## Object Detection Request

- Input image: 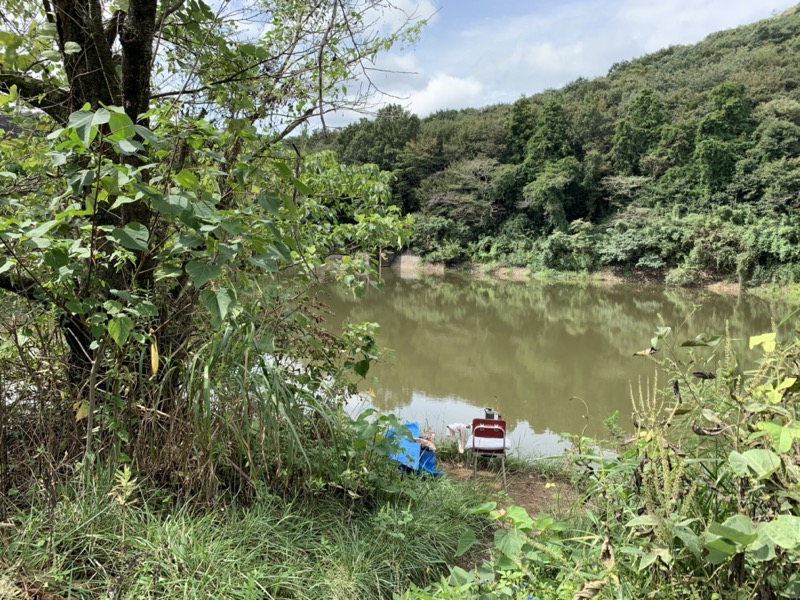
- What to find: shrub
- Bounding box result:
[665,264,700,286]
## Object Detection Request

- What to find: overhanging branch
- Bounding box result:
[0,271,37,301]
[0,73,68,123]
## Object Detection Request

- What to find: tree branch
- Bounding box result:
[105,11,123,48]
[0,271,38,301]
[0,73,68,122]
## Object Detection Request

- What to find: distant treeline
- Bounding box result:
[302,7,800,286]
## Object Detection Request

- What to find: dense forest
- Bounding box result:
[309,6,800,286]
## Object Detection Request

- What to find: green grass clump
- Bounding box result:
[0,473,488,600]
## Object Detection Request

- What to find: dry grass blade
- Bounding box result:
[600,535,615,570]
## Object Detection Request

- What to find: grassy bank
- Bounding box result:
[1,471,490,599]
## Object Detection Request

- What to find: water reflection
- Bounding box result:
[325,270,788,455]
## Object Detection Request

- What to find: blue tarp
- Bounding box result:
[387,422,443,477]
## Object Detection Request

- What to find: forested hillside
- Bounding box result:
[318,7,800,286]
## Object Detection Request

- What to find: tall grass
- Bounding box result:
[1,470,489,599]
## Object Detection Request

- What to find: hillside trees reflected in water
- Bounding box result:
[323,272,785,444]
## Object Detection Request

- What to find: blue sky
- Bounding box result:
[364,0,783,118]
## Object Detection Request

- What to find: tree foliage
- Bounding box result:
[0,0,419,498]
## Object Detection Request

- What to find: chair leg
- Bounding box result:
[501,455,506,488]
[472,453,477,479]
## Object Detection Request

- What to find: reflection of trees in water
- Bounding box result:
[325,273,784,437]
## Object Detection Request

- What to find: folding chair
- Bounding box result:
[465,418,510,487]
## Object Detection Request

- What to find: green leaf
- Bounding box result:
[494,528,526,561]
[175,170,200,190]
[673,524,702,558]
[292,177,311,195]
[639,547,672,570]
[708,515,757,546]
[447,566,472,587]
[756,421,800,454]
[103,300,123,315]
[282,193,298,219]
[27,220,60,239]
[133,124,160,144]
[47,151,68,167]
[248,253,278,271]
[353,359,370,378]
[0,257,15,275]
[63,41,81,54]
[117,138,139,154]
[749,332,776,353]
[110,289,136,303]
[750,536,776,562]
[680,333,722,347]
[200,288,234,328]
[155,265,183,281]
[91,108,110,126]
[467,502,497,515]
[626,514,662,527]
[185,261,221,288]
[151,193,189,218]
[65,299,86,314]
[274,161,293,180]
[108,111,135,141]
[257,191,282,216]
[757,516,800,550]
[107,315,134,347]
[110,222,149,252]
[109,196,137,210]
[504,506,535,531]
[654,326,671,339]
[729,449,781,479]
[454,530,477,558]
[68,169,95,194]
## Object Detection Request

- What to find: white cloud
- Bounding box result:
[613,0,777,52]
[405,73,484,116]
[339,0,781,123]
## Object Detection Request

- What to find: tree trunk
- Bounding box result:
[53,0,121,114]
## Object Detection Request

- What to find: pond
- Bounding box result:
[323,269,790,456]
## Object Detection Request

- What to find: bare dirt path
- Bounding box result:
[441,461,574,518]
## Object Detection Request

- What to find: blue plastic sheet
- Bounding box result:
[387,422,443,477]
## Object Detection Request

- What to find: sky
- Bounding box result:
[360,0,784,119]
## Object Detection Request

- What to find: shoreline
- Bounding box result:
[389,254,800,302]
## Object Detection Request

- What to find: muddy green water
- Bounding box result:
[324,270,790,456]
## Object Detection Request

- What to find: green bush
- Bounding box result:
[665,264,700,286]
[541,221,596,271]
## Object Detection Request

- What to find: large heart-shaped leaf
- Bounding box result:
[110,223,149,252]
[494,527,526,561]
[68,109,96,147]
[108,315,133,347]
[757,515,800,550]
[454,530,477,558]
[729,449,781,479]
[186,261,221,288]
[200,288,234,328]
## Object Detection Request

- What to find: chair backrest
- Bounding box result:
[471,418,506,439]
